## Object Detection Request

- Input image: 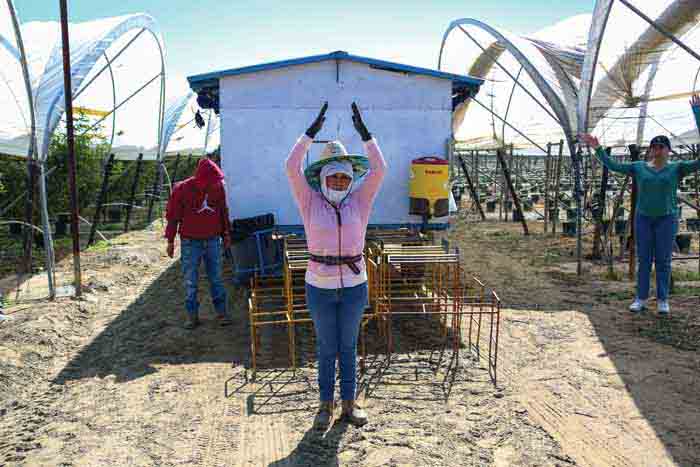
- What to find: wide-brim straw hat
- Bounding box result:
[304,140,369,192]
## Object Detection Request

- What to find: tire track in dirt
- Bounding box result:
[237,397,293,466]
[189,396,241,467]
[444,219,694,467]
[497,310,676,467]
[525,390,635,467]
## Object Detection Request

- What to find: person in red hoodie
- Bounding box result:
[165,158,233,329]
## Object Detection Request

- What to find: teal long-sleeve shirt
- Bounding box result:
[593,146,700,218]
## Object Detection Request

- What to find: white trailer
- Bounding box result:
[188,51,482,229]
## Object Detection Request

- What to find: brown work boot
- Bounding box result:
[184,314,200,330]
[313,401,335,431]
[216,314,233,326]
[341,400,368,427]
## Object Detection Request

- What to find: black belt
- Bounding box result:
[309,254,363,275]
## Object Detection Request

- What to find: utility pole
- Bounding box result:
[59,0,82,297]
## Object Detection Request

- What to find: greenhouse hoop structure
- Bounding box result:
[1,1,169,298]
[439,0,700,275]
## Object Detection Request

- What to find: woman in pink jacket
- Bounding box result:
[285,102,386,429]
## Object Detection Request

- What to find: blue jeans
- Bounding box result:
[306,282,369,402]
[180,237,228,317]
[635,214,677,301]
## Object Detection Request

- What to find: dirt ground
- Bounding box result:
[1,213,699,467]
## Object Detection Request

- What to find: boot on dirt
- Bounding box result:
[657,300,670,316]
[341,400,368,427]
[184,314,200,330]
[313,401,335,431]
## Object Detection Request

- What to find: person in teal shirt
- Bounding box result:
[581,100,700,316]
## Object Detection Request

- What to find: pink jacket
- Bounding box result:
[285,134,387,289]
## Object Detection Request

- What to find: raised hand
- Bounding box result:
[351,102,372,142]
[579,133,600,149]
[305,101,328,139]
[691,94,700,108]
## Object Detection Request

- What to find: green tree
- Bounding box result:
[45,111,111,215]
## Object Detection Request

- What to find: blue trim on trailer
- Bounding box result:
[187,50,483,92]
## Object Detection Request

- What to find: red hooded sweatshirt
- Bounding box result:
[165,158,231,244]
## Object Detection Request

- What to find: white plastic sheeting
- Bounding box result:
[161,92,219,156]
[580,0,700,148]
[111,86,220,160]
[442,2,700,154]
[0,10,167,161]
[0,0,32,157]
[439,16,591,155]
[21,13,165,161]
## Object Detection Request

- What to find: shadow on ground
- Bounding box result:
[53,259,472,394]
[449,217,700,466]
[268,421,349,467]
[53,260,248,385]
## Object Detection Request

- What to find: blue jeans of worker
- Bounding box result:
[181,237,228,317]
[635,214,677,301]
[306,282,369,402]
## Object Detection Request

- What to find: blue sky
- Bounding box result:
[18,0,594,80]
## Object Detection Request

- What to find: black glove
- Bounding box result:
[352,102,372,142]
[305,102,328,139]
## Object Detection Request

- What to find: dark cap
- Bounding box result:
[649,135,671,150]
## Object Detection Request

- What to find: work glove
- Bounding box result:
[352,102,372,142]
[305,101,328,139]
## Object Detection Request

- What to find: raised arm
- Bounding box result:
[682,95,700,177]
[678,158,700,177]
[286,102,327,218]
[593,147,636,175]
[350,102,386,206]
[580,133,635,175]
[691,94,700,135]
[354,137,387,206]
[285,134,314,216]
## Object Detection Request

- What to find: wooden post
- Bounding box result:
[88,154,115,246]
[458,155,486,221]
[628,145,640,279]
[475,150,480,202]
[693,144,699,276]
[60,0,82,296]
[592,164,609,259]
[552,141,564,235]
[606,158,632,277]
[187,153,194,174]
[146,160,163,224]
[544,143,552,233]
[171,152,182,184]
[22,160,38,274]
[492,151,499,210]
[124,153,144,232]
[494,154,503,221]
[504,145,513,222]
[497,148,529,235]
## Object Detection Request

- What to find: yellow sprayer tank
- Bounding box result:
[409,156,449,218]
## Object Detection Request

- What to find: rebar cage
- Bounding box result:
[247,228,501,385]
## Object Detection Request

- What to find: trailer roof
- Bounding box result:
[187,50,483,111]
